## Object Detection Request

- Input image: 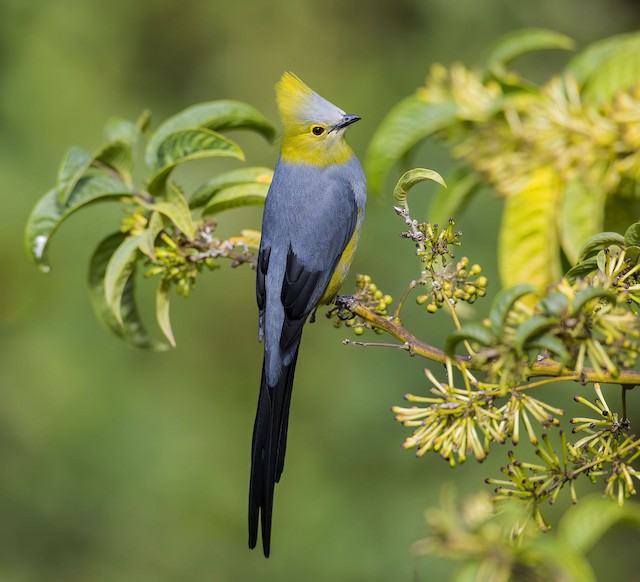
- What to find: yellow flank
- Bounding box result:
[320,215,362,304]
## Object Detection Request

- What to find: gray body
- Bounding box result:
[249,155,366,556]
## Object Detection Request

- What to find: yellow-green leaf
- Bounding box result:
[202,182,269,216]
[145,100,275,169]
[88,232,166,350]
[190,166,273,208]
[104,234,142,325]
[147,128,244,194]
[482,28,575,79]
[156,279,176,348]
[25,174,131,271]
[393,168,446,208]
[148,182,196,240]
[365,97,458,192]
[499,168,562,292]
[559,177,606,264]
[57,146,93,205]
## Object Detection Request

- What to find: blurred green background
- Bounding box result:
[3,1,640,580]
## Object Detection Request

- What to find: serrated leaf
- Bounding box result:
[624,221,640,247]
[566,257,598,282]
[539,291,569,317]
[577,231,625,262]
[148,182,195,240]
[559,177,606,264]
[557,495,640,553]
[88,232,166,350]
[25,173,131,271]
[104,234,142,325]
[147,128,244,194]
[94,117,139,175]
[444,323,495,357]
[57,146,94,205]
[137,211,164,259]
[513,316,558,354]
[565,31,640,86]
[526,334,571,364]
[365,97,458,192]
[489,283,537,332]
[573,287,616,313]
[499,168,562,292]
[156,279,176,348]
[145,100,275,169]
[393,168,447,207]
[202,182,269,216]
[578,33,640,105]
[190,166,273,208]
[428,167,482,225]
[482,28,575,79]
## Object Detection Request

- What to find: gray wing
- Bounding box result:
[257,163,359,347]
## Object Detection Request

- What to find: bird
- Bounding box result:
[249,72,366,557]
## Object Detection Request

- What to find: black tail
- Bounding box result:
[248,344,300,557]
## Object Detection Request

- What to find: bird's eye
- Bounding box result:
[311,126,325,136]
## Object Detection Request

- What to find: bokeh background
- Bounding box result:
[3,1,640,580]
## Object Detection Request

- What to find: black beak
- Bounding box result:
[330,114,361,132]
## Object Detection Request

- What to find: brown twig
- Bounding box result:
[336,296,640,386]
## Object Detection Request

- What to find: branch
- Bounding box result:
[336,296,640,386]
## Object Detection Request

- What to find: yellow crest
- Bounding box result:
[275,72,344,130]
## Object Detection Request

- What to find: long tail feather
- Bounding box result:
[248,343,301,557]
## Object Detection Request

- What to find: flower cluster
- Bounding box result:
[328,274,393,335]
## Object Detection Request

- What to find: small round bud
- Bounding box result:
[458,269,468,278]
[373,290,383,300]
[369,283,378,293]
[354,326,365,336]
[427,303,438,313]
[383,295,393,305]
[465,285,476,296]
[469,264,482,276]
[476,276,488,288]
[416,295,429,305]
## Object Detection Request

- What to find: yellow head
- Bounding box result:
[275,72,360,166]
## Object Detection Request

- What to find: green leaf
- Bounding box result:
[566,257,598,282]
[202,182,269,216]
[526,334,571,364]
[156,279,176,348]
[499,168,562,292]
[539,291,569,317]
[94,117,139,175]
[393,168,447,207]
[57,146,93,205]
[576,231,625,262]
[604,191,640,236]
[25,173,131,271]
[147,128,244,194]
[557,495,640,553]
[482,28,575,79]
[624,221,640,247]
[428,167,482,226]
[512,316,558,354]
[148,182,196,240]
[445,323,495,357]
[489,283,537,332]
[137,211,164,259]
[573,287,616,313]
[145,100,275,169]
[88,232,166,350]
[559,177,606,264]
[365,97,458,192]
[565,31,640,86]
[579,34,640,105]
[104,234,142,325]
[190,166,273,208]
